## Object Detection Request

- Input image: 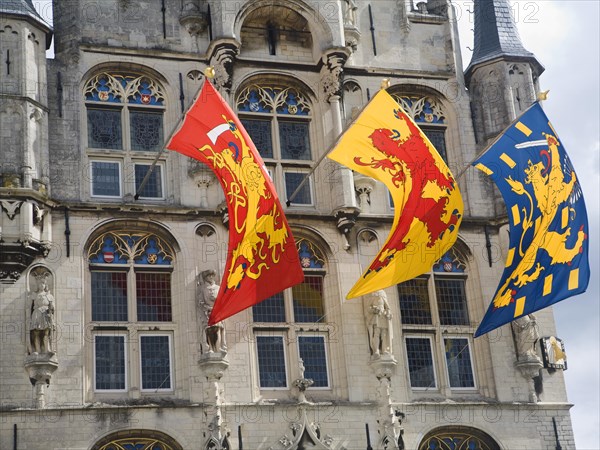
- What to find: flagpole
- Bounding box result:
[134,68,216,200]
[454,92,549,183]
[286,79,392,206]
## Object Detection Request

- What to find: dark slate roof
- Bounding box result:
[0,0,53,48]
[465,0,543,82]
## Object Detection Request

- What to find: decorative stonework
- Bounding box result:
[208,40,241,94]
[179,1,208,39]
[198,269,227,355]
[320,51,349,100]
[237,85,311,116]
[84,72,165,105]
[354,175,376,212]
[272,406,334,450]
[334,207,360,250]
[24,266,58,409]
[189,161,215,208]
[370,357,403,450]
[512,314,543,403]
[390,94,446,124]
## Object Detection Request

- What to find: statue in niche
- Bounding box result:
[28,271,55,356]
[344,0,358,27]
[512,314,541,362]
[198,269,227,354]
[366,290,393,357]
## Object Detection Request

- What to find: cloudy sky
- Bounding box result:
[32,0,599,448]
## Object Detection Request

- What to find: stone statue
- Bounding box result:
[28,272,55,355]
[344,0,358,27]
[366,290,393,357]
[199,269,226,354]
[512,314,541,362]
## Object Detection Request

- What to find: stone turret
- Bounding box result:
[0,0,53,282]
[466,0,544,145]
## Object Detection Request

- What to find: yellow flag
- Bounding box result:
[328,90,463,298]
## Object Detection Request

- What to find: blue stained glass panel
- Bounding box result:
[130,110,163,151]
[91,161,121,197]
[91,271,128,321]
[95,336,126,390]
[140,335,171,390]
[252,293,286,322]
[298,336,328,387]
[240,118,273,158]
[135,165,163,199]
[279,121,311,160]
[406,337,436,388]
[87,108,123,149]
[444,338,475,388]
[285,172,312,205]
[292,275,324,323]
[256,336,287,388]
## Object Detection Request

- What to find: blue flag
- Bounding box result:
[473,103,589,337]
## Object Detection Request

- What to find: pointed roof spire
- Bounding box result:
[465,0,543,82]
[0,0,52,47]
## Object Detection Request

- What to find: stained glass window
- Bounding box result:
[279,121,310,160]
[252,238,330,392]
[236,83,313,207]
[90,161,121,197]
[399,248,475,392]
[406,337,436,388]
[435,278,469,326]
[423,128,447,162]
[292,275,324,323]
[298,336,328,387]
[240,118,273,158]
[88,229,175,396]
[252,292,286,322]
[398,278,432,325]
[444,338,475,388]
[85,72,166,200]
[256,336,287,388]
[130,110,164,151]
[284,171,312,205]
[87,109,123,150]
[140,335,172,390]
[136,272,172,322]
[135,164,163,199]
[95,335,126,390]
[91,271,128,321]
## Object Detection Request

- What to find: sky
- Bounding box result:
[31,0,599,448]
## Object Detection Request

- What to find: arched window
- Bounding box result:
[391,93,448,162]
[87,229,175,394]
[418,426,500,450]
[84,72,166,200]
[92,429,183,450]
[252,238,329,389]
[397,246,476,391]
[236,83,315,206]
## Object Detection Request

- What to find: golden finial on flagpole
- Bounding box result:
[537,90,550,101]
[204,66,216,79]
[380,78,391,90]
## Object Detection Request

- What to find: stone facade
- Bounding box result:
[0,1,575,449]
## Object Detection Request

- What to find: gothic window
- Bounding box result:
[398,247,476,391]
[91,429,183,450]
[252,239,330,389]
[237,84,315,206]
[87,231,175,394]
[418,426,501,450]
[391,94,448,162]
[84,72,166,200]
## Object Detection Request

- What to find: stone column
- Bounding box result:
[321,49,361,248]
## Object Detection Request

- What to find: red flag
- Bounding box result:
[167,80,304,324]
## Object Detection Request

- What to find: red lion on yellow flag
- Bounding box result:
[166,80,304,324]
[356,110,460,274]
[328,90,463,298]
